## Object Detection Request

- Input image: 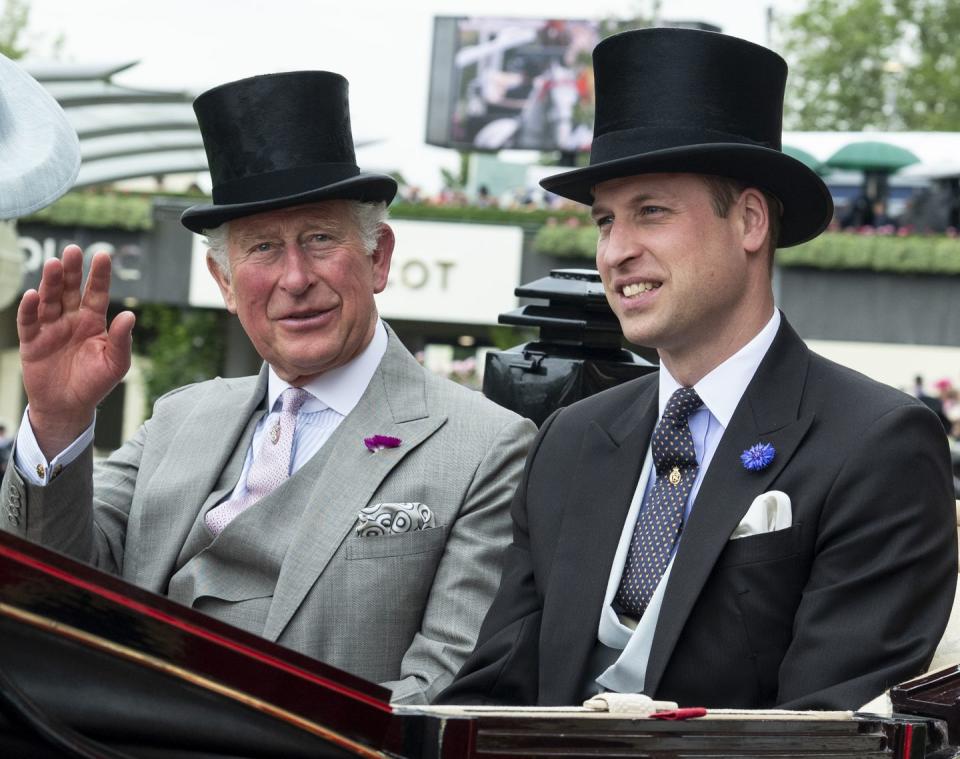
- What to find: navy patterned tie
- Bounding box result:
[614,386,703,619]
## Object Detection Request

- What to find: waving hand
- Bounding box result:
[18,245,135,458]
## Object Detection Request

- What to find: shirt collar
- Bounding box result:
[267,319,388,416]
[658,309,781,428]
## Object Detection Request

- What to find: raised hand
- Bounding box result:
[17,245,135,459]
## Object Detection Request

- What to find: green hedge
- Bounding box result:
[778,233,960,275]
[25,192,155,230]
[22,191,589,231]
[532,224,960,276]
[533,223,598,258]
[390,202,585,227]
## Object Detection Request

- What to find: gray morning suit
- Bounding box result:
[1,329,535,704]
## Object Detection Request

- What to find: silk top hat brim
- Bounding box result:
[539,28,833,248]
[181,172,397,234]
[0,53,80,219]
[181,70,397,234]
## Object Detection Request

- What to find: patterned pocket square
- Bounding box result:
[356,502,435,536]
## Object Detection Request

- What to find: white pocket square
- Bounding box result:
[730,490,792,539]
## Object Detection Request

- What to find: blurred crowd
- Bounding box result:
[832,181,960,236]
[907,376,960,497]
[912,375,960,440]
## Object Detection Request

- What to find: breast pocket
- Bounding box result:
[337,525,450,644]
[715,522,802,569]
[718,523,807,701]
[345,525,448,560]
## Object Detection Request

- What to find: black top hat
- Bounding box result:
[539,28,833,247]
[181,71,397,233]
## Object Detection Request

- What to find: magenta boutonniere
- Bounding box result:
[364,434,402,453]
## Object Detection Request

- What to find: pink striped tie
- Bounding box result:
[205,387,311,535]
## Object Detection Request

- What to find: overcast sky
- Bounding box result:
[23,0,804,192]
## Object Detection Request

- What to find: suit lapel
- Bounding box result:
[643,318,815,694]
[130,368,268,592]
[541,378,659,702]
[263,332,445,641]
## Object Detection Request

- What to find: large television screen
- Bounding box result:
[426,16,600,153]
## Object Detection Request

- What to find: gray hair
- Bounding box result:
[205,200,390,278]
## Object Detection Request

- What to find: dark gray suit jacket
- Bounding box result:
[441,317,956,709]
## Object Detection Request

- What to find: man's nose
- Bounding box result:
[278,244,314,293]
[601,222,642,269]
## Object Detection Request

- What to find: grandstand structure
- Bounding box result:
[24,60,383,191]
[25,60,207,189]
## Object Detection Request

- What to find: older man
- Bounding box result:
[2,71,535,704]
[441,28,956,710]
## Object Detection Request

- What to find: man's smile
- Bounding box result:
[275,306,337,328]
[621,281,662,298]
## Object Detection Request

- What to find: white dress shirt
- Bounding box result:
[15,320,388,491]
[594,309,781,694]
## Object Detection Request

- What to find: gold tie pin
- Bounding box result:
[668,467,681,486]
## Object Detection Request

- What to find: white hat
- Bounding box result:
[0,52,80,219]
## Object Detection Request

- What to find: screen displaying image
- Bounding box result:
[427,16,600,153]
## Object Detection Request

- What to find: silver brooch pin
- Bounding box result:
[269,423,281,445]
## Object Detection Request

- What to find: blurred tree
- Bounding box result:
[900,0,960,130]
[135,305,226,411]
[779,0,904,130]
[440,151,471,192]
[0,0,30,59]
[600,0,656,37]
[780,0,960,131]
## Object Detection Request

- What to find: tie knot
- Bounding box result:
[662,387,703,424]
[280,387,311,415]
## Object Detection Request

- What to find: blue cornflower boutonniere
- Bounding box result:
[740,442,775,472]
[364,434,402,453]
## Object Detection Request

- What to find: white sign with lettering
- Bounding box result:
[378,220,522,324]
[188,219,523,325]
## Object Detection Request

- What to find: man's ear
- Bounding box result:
[206,253,237,313]
[740,188,770,255]
[370,223,395,294]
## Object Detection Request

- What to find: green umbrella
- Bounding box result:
[782,144,827,175]
[825,140,920,173]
